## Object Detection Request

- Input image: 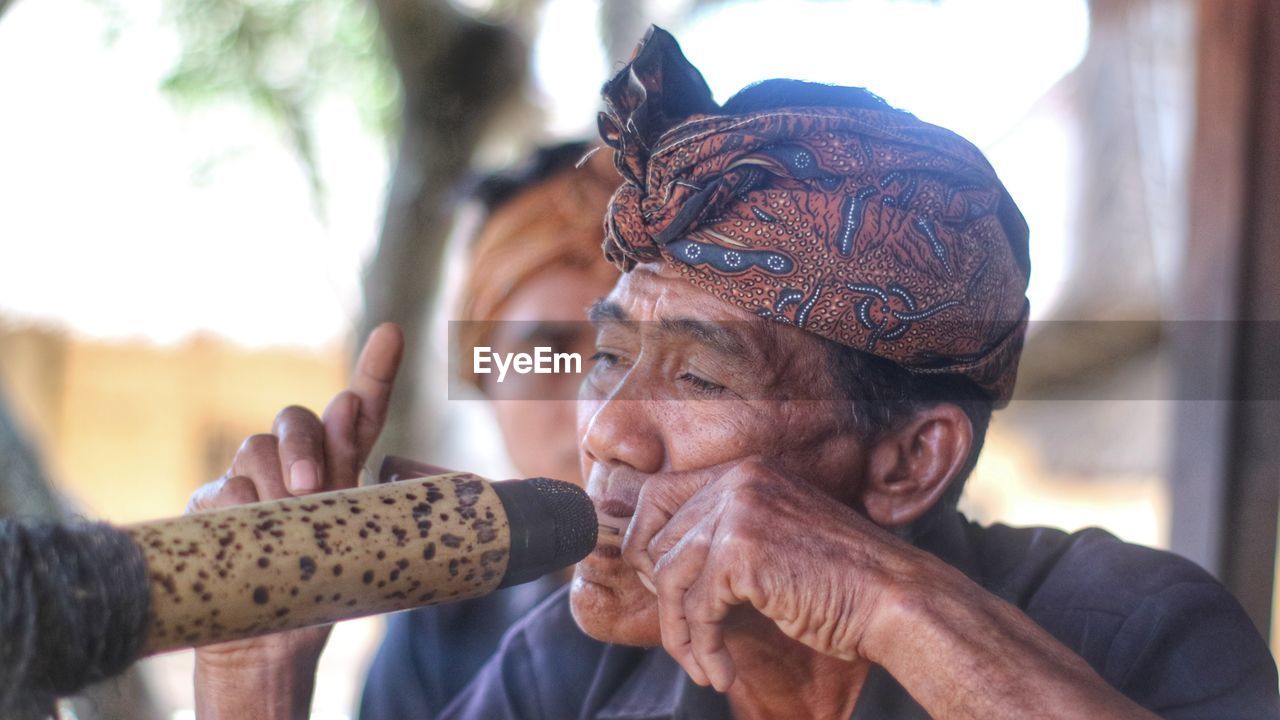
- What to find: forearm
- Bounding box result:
[195,649,320,720]
[864,564,1157,720]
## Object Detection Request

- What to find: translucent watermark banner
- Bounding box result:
[445,320,1280,402]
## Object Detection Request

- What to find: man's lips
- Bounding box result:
[593,494,631,559]
[578,550,622,586]
[585,468,644,573]
[593,543,622,559]
[578,546,632,587]
[596,498,636,517]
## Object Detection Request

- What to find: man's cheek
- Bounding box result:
[659,401,759,468]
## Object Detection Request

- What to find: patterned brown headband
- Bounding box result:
[598,27,1031,406]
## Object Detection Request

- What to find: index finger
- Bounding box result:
[350,322,405,462]
[621,459,740,580]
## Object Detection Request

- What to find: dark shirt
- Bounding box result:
[435,513,1279,719]
[359,575,562,719]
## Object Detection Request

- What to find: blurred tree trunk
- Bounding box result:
[1171,0,1280,634]
[1017,0,1194,392]
[0,389,59,517]
[1061,0,1173,321]
[360,0,528,460]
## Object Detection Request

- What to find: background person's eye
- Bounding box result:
[677,372,726,396]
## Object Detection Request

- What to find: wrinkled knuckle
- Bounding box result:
[720,466,750,491]
[221,476,260,505]
[325,390,357,415]
[652,565,676,594]
[740,473,778,501]
[736,458,782,487]
[645,533,666,559]
[738,572,764,605]
[274,404,319,430]
[659,631,685,660]
[240,433,279,457]
[654,568,688,602]
[185,483,217,514]
[723,479,765,511]
[717,513,759,552]
[712,527,739,558]
[685,599,718,625]
[193,476,258,511]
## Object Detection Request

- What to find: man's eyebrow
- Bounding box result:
[659,318,751,359]
[587,300,760,360]
[587,300,628,325]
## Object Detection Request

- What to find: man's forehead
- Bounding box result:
[591,264,787,360]
[600,264,756,321]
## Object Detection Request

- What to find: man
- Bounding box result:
[193,28,1278,719]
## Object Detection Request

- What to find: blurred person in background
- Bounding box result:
[358,140,619,718]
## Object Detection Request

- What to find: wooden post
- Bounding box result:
[1170,0,1280,638]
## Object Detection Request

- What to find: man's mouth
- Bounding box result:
[577,549,631,588]
[592,544,622,559]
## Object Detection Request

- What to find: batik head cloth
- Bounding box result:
[598,27,1031,406]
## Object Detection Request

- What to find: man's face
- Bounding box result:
[571,263,867,646]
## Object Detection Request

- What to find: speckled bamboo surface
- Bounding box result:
[125,472,509,655]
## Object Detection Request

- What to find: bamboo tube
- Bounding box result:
[126,472,534,655]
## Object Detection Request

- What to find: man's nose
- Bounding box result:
[580,376,664,474]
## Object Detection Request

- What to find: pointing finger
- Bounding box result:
[350,323,404,462]
[321,391,361,490]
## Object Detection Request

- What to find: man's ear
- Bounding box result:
[860,404,973,528]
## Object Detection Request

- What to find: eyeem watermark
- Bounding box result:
[451,319,1280,401]
[472,346,582,383]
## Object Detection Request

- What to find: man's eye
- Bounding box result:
[678,372,726,396]
[590,351,621,367]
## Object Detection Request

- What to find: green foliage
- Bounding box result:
[160,0,398,215]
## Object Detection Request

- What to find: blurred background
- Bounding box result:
[1,0,1277,717]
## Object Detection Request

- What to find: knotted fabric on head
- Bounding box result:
[598,27,1032,406]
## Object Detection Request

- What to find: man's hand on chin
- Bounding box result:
[620,457,910,690]
[623,458,1159,720]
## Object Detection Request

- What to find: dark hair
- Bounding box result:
[721,78,905,117]
[469,141,597,215]
[825,340,992,509]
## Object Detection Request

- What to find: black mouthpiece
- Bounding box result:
[491,478,597,588]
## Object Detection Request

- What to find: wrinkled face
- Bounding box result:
[485,266,617,486]
[571,263,866,646]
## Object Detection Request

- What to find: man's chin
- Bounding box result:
[569,572,662,647]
